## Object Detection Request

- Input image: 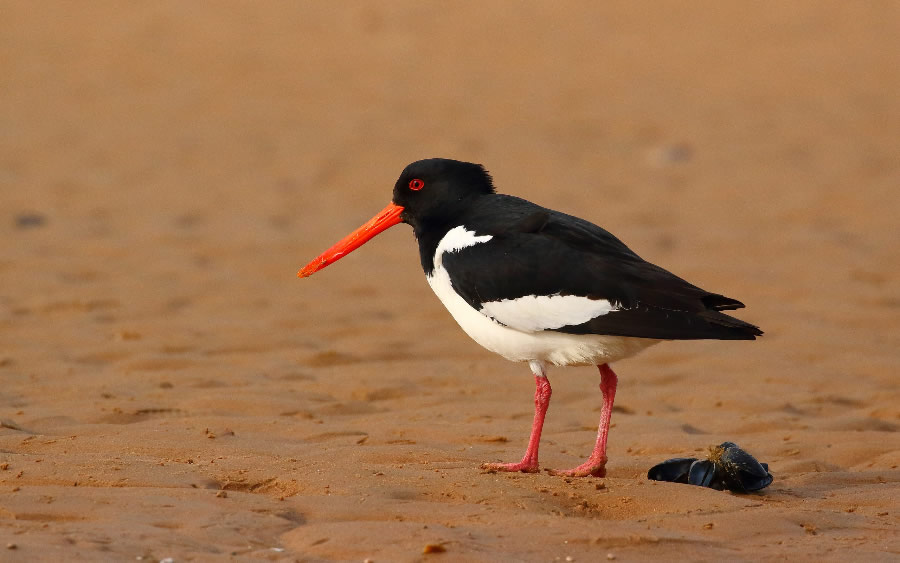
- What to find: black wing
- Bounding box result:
[442,196,762,340]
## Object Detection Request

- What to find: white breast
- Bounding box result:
[425,226,659,366]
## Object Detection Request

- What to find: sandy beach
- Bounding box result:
[2,2,898,560]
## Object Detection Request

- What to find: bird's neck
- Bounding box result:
[410,193,495,276]
[413,219,455,277]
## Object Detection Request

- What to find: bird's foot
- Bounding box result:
[548,456,607,478]
[481,460,540,474]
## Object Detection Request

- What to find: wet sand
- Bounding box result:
[1,2,898,560]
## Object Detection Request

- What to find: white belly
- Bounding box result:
[426,266,659,366]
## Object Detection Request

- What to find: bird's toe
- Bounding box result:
[548,457,608,478]
[481,461,540,474]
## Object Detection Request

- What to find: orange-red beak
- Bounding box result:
[297,202,404,278]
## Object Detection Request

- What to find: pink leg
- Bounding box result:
[482,368,552,474]
[549,363,618,478]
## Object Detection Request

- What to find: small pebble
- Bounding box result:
[646,143,693,167]
[423,544,446,554]
[114,331,142,341]
[15,213,46,229]
[6,543,17,550]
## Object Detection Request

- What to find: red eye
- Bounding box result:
[409,178,425,191]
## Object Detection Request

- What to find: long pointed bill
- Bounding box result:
[297,202,404,278]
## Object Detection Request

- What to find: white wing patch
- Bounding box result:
[480,294,620,332]
[433,226,493,269]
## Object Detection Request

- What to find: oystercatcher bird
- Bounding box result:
[298,158,761,477]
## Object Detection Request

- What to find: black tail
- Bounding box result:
[699,309,763,340]
[701,293,747,311]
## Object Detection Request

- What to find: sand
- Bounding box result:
[1,2,898,561]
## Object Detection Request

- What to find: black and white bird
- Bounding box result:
[298,158,761,477]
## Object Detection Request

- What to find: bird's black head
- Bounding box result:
[297,158,495,279]
[392,158,495,230]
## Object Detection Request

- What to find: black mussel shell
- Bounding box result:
[733,470,774,492]
[647,443,774,493]
[717,443,774,493]
[647,457,696,483]
[688,459,721,489]
[720,444,769,478]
